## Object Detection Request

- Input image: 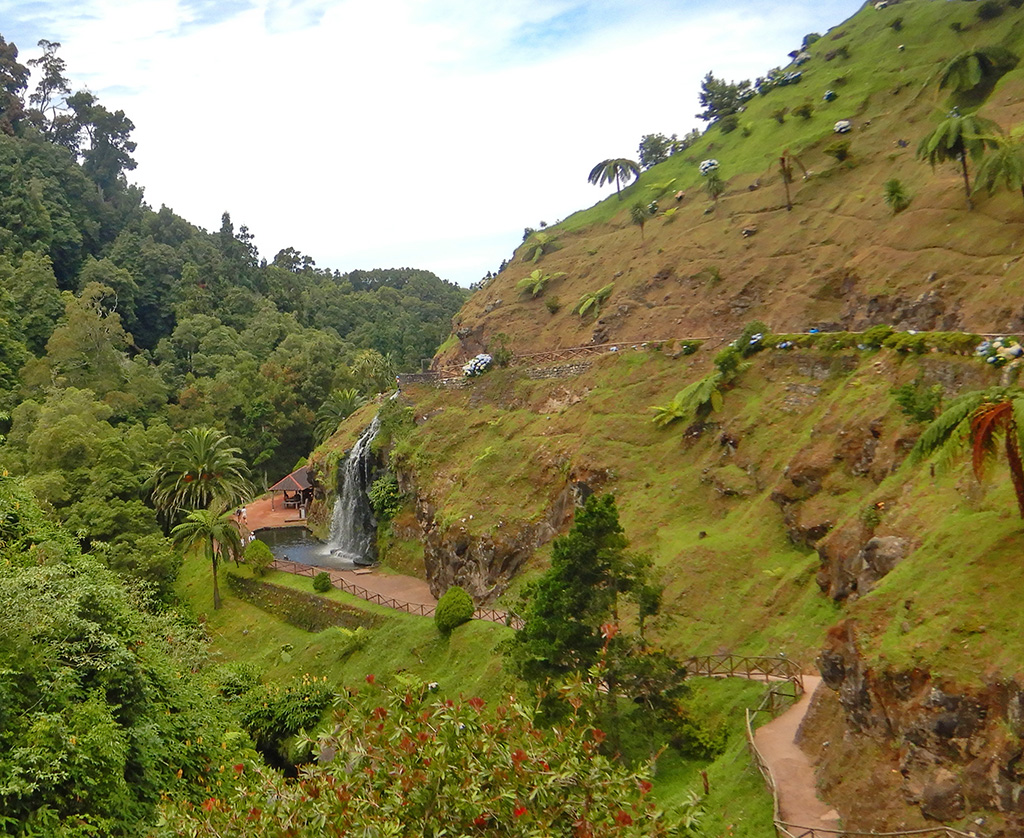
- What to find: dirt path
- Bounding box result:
[753,675,841,832]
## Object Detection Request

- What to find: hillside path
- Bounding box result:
[240,495,437,607]
[753,675,841,832]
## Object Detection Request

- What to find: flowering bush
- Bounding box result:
[155,677,701,837]
[976,337,1024,368]
[698,158,719,176]
[463,353,493,377]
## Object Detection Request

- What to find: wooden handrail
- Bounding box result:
[700,656,983,838]
[269,559,520,627]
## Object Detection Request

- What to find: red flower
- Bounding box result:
[247,807,262,821]
[600,623,619,640]
[473,814,490,826]
[202,797,217,811]
[373,706,388,720]
[366,674,376,684]
[514,805,528,818]
[638,779,652,795]
[467,696,485,711]
[233,763,244,774]
[614,810,633,826]
[511,748,528,767]
[591,728,606,744]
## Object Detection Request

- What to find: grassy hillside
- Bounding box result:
[441,0,1024,367]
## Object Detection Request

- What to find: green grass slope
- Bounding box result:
[441,0,1024,367]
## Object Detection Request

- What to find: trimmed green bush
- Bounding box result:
[244,538,275,577]
[313,571,332,593]
[435,585,474,635]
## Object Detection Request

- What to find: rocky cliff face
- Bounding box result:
[810,621,1024,835]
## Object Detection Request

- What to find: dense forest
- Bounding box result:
[0,33,473,833]
[0,33,466,534]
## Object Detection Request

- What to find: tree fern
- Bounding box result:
[573,283,615,318]
[650,372,725,427]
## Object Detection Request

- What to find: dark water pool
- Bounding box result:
[254,527,362,570]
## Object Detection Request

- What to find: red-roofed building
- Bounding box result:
[268,465,313,512]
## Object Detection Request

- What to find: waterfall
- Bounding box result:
[326,413,381,566]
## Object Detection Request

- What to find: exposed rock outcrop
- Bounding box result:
[813,621,1024,834]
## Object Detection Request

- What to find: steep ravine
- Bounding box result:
[316,344,1022,831]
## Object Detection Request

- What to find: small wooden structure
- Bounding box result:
[268,465,313,512]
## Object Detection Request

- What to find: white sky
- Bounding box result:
[1,0,865,286]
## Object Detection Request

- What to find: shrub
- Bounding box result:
[771,107,788,124]
[824,139,852,161]
[244,538,275,577]
[545,295,561,314]
[737,320,769,357]
[883,178,911,213]
[861,324,895,348]
[718,113,740,134]
[713,344,744,377]
[368,473,403,520]
[889,16,903,31]
[792,102,814,120]
[435,585,474,635]
[313,571,332,593]
[488,332,514,367]
[891,381,943,423]
[883,331,929,354]
[977,1,1005,20]
[238,674,334,765]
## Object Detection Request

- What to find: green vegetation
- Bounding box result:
[172,506,244,610]
[158,676,703,837]
[312,570,332,593]
[909,387,1024,518]
[243,538,275,576]
[883,177,911,213]
[435,584,475,635]
[917,109,1002,209]
[573,283,615,318]
[516,268,566,298]
[587,158,641,200]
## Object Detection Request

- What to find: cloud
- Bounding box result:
[1,0,865,284]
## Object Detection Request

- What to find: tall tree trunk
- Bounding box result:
[1004,425,1024,519]
[209,538,222,610]
[960,152,975,210]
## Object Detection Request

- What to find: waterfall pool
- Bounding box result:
[254,526,368,570]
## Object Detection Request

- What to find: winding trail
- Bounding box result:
[753,675,842,833]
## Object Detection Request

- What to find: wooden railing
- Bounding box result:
[269,559,522,628]
[695,656,983,838]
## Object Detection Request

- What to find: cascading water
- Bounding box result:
[325,413,381,566]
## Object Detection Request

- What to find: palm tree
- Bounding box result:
[149,427,253,523]
[587,159,641,200]
[573,283,615,319]
[938,47,1018,95]
[172,507,244,610]
[649,372,725,427]
[908,387,1024,518]
[973,133,1024,207]
[917,109,1002,209]
[516,269,566,298]
[350,349,396,395]
[315,388,367,444]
